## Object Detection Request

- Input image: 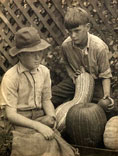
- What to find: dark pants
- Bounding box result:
[51,77,104,108]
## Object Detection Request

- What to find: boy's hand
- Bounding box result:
[34,122,55,140]
[98,97,114,112]
[106,97,114,111]
[72,67,86,84]
[103,94,110,100]
[36,115,56,128]
[71,69,82,84]
[103,95,114,111]
[74,69,82,78]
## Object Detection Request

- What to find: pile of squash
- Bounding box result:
[55,72,118,149]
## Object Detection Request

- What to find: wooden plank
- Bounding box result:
[0,46,15,65]
[0,29,13,47]
[0,53,8,72]
[75,145,118,156]
[0,11,16,34]
[13,1,49,41]
[25,0,62,45]
[52,0,64,17]
[1,1,23,28]
[39,0,66,36]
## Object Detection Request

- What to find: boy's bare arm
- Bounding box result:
[43,100,56,118]
[43,100,57,129]
[102,78,111,98]
[102,78,114,111]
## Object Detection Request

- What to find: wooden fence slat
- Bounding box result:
[25,0,62,45]
[39,0,66,36]
[0,47,10,72]
[0,11,15,34]
[1,1,23,28]
[52,0,64,17]
[0,46,15,65]
[0,29,13,47]
[13,0,50,41]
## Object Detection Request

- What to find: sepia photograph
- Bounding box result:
[0,0,118,155]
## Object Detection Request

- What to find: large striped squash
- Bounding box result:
[104,116,118,149]
[66,103,107,147]
[55,72,94,132]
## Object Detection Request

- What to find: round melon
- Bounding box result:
[66,103,107,147]
[104,116,118,149]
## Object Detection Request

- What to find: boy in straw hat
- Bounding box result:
[1,27,77,156]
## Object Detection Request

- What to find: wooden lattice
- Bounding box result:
[0,0,67,80]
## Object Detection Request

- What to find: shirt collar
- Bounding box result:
[84,33,90,55]
[17,61,39,74]
[87,32,90,49]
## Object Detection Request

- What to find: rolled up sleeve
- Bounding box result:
[98,47,112,79]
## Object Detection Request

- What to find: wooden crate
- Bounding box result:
[76,145,118,156]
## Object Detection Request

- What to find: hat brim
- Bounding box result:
[9,39,51,57]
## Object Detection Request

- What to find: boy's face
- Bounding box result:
[68,24,90,46]
[18,51,43,70]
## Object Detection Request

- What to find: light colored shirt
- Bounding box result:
[62,33,112,79]
[1,62,52,111]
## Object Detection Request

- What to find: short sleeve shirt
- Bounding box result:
[62,33,112,79]
[1,62,52,111]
